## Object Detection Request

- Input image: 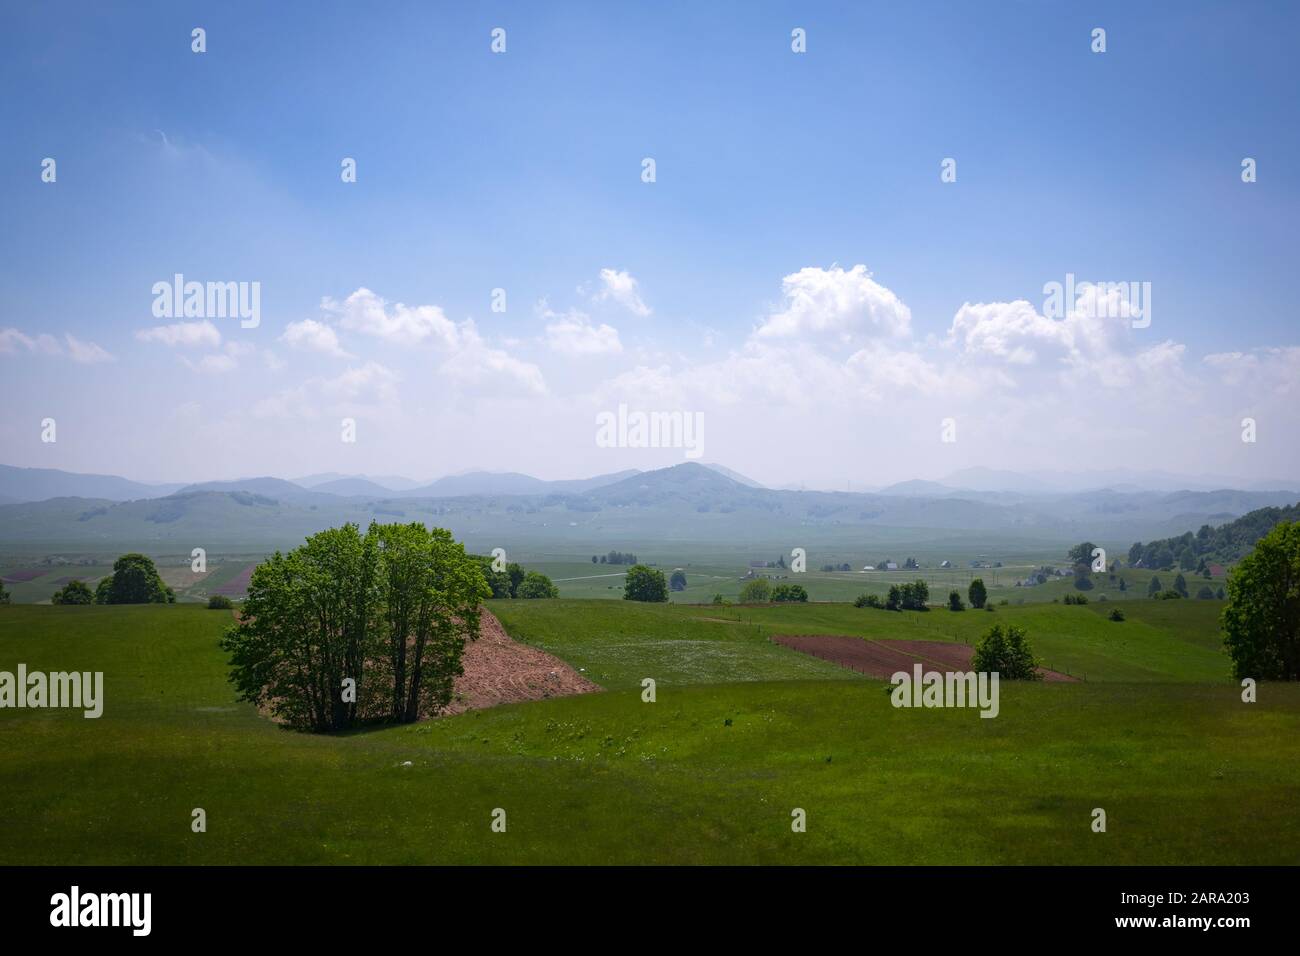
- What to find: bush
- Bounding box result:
[1109,608,1125,622]
[1157,589,1183,600]
[771,583,808,603]
[1196,586,1214,600]
[51,580,94,605]
[623,565,669,603]
[207,594,234,610]
[1063,593,1089,605]
[968,578,987,609]
[947,589,965,611]
[669,570,687,592]
[712,593,724,605]
[518,571,559,598]
[854,592,884,609]
[738,578,771,603]
[971,623,1041,680]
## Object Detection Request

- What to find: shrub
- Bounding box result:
[771,583,808,603]
[971,623,1041,680]
[669,570,687,592]
[51,580,94,605]
[207,594,234,610]
[1063,593,1089,605]
[968,578,987,609]
[854,592,884,609]
[712,593,724,605]
[947,590,965,611]
[1109,608,1125,622]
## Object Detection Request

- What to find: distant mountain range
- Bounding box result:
[1,461,1296,555]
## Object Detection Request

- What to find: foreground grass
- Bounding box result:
[0,603,1289,865]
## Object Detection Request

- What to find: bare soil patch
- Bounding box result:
[772,634,1079,682]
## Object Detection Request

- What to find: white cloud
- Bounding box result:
[63,334,114,364]
[593,268,651,317]
[543,307,623,356]
[0,328,61,356]
[756,264,912,342]
[281,319,352,358]
[135,320,222,349]
[323,288,460,347]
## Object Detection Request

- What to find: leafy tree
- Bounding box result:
[947,589,965,611]
[971,623,1041,680]
[518,571,559,598]
[1196,586,1214,599]
[506,562,526,598]
[1067,542,1097,566]
[968,578,987,609]
[51,580,94,605]
[885,584,902,610]
[855,592,884,609]
[738,577,771,604]
[1173,573,1188,597]
[1073,574,1094,591]
[669,570,687,592]
[711,593,724,605]
[1179,546,1197,571]
[591,555,598,564]
[1222,521,1300,680]
[221,524,379,732]
[0,578,8,604]
[1147,575,1163,597]
[1119,577,1127,592]
[1109,608,1125,622]
[624,565,669,603]
[95,553,174,605]
[207,594,234,610]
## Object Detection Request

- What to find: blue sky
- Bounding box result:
[2,1,1297,486]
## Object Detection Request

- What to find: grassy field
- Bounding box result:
[1,598,1294,865]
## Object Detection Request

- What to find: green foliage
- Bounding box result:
[1067,542,1097,566]
[771,583,808,603]
[1109,608,1126,622]
[1174,573,1189,597]
[1148,575,1163,597]
[517,571,559,599]
[1063,593,1089,605]
[623,564,668,603]
[1157,590,1183,600]
[968,578,987,609]
[207,594,234,610]
[971,623,1041,680]
[51,579,94,605]
[854,592,884,609]
[738,577,771,604]
[711,593,724,605]
[947,589,964,611]
[1222,521,1300,680]
[0,578,9,605]
[94,553,174,605]
[669,569,687,592]
[1130,503,1300,570]
[220,522,488,732]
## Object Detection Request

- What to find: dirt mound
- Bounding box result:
[442,610,602,715]
[773,635,1079,682]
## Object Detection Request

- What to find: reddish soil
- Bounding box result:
[441,610,602,715]
[211,563,257,596]
[1,568,50,583]
[773,634,1079,682]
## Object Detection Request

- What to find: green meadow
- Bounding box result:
[2,595,1296,865]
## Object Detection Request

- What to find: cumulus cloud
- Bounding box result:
[756,265,912,342]
[281,319,352,358]
[135,320,222,349]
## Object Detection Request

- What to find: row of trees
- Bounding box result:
[222,522,490,732]
[47,553,176,606]
[1130,503,1300,571]
[592,551,639,565]
[477,557,558,599]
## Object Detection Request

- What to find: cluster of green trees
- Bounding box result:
[48,553,175,606]
[886,580,930,611]
[1129,503,1300,571]
[592,551,638,565]
[1222,520,1300,680]
[820,562,853,572]
[770,583,808,602]
[972,623,1041,680]
[221,522,490,732]
[476,557,558,599]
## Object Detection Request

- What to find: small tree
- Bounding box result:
[1109,608,1125,622]
[855,592,884,609]
[1221,521,1300,681]
[624,565,669,603]
[772,583,808,602]
[968,578,987,609]
[1173,573,1188,598]
[518,571,559,598]
[207,594,234,610]
[885,584,902,611]
[669,570,687,592]
[1147,575,1163,597]
[51,580,94,605]
[738,578,771,604]
[0,578,8,605]
[947,589,965,611]
[971,623,1041,680]
[94,553,174,604]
